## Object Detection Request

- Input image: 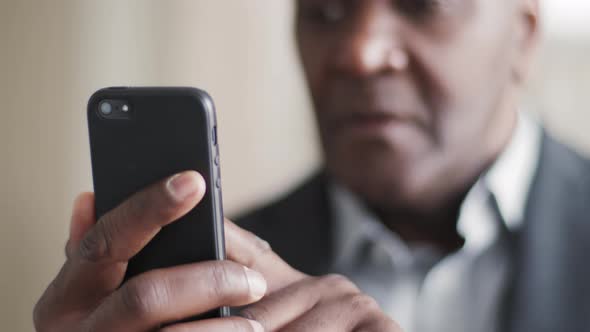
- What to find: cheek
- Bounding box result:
[298,39,329,98]
[409,25,515,142]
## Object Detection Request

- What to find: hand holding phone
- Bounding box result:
[33,87,399,332]
[34,173,268,331]
[34,180,399,332]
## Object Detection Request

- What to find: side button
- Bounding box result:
[216,177,222,189]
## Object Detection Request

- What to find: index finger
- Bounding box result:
[224,219,306,292]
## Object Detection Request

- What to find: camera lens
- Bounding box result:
[100,102,112,115]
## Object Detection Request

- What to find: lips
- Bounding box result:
[319,78,430,132]
[326,106,427,135]
[344,108,415,124]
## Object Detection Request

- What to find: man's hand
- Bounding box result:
[34,171,267,332]
[35,170,401,332]
[224,220,402,332]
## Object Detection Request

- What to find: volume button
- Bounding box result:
[212,126,218,145]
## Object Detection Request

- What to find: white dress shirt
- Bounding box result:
[330,112,542,332]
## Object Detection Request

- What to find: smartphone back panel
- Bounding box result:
[87,87,226,319]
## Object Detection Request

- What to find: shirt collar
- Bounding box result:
[330,111,542,262]
[483,111,542,231]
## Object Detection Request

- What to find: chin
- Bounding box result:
[323,128,443,209]
[327,154,426,211]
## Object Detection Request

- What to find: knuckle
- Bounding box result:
[240,304,271,328]
[319,274,358,293]
[321,273,349,285]
[208,263,238,301]
[242,231,273,268]
[78,222,110,262]
[252,234,272,255]
[345,293,381,313]
[120,276,169,318]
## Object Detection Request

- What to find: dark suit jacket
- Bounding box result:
[236,133,590,332]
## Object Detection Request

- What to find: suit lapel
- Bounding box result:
[508,133,590,332]
[237,172,336,276]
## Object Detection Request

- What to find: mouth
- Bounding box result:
[317,79,431,142]
[331,109,423,137]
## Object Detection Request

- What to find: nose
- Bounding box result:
[332,2,408,77]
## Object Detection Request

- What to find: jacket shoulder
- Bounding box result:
[543,134,590,179]
[232,172,334,274]
[234,172,329,230]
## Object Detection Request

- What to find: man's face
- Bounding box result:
[296,0,538,211]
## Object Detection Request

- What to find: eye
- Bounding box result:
[395,0,443,18]
[299,2,346,25]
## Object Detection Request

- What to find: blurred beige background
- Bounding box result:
[1,1,588,330]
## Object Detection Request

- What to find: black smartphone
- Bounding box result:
[87,87,228,320]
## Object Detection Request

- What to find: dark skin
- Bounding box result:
[34,172,400,331]
[296,0,540,252]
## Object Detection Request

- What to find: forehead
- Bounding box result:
[295,0,521,32]
[295,0,515,14]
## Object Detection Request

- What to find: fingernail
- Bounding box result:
[247,319,264,332]
[166,172,202,202]
[243,266,267,300]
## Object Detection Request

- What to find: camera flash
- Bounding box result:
[122,105,129,112]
